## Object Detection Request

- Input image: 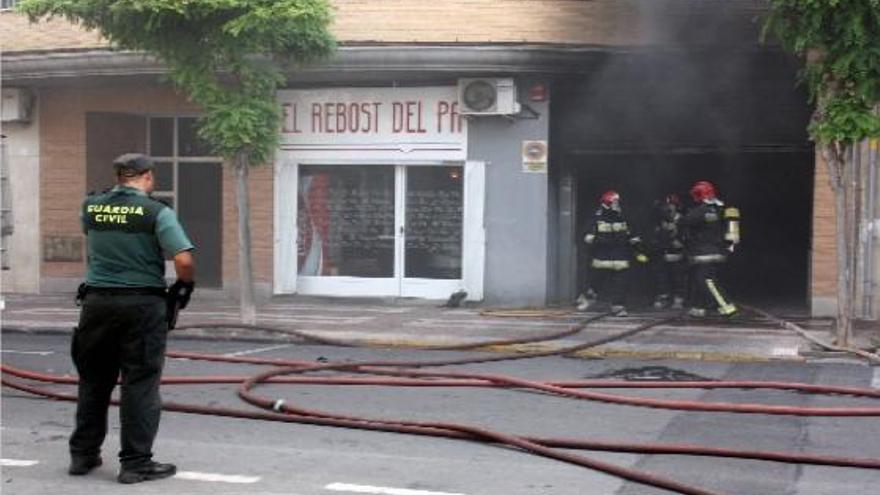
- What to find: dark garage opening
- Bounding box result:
[550,50,815,312]
[570,152,814,310]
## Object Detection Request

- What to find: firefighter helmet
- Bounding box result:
[689,181,717,203]
[600,190,620,207]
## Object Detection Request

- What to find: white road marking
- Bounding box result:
[1,350,54,356]
[771,347,799,357]
[1,459,39,467]
[175,471,261,484]
[872,368,880,389]
[10,308,79,315]
[325,483,466,495]
[223,344,292,357]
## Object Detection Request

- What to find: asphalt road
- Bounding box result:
[2,332,879,495]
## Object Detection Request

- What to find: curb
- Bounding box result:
[1,324,804,363]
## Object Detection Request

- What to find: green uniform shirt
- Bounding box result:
[82,186,194,288]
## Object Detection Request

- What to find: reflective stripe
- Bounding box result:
[690,254,726,264]
[592,259,630,270]
[725,221,740,243]
[663,253,684,262]
[584,234,595,244]
[597,221,628,233]
[706,279,737,315]
[723,207,740,220]
[629,236,642,244]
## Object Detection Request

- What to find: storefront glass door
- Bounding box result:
[295,163,465,298]
[404,166,463,279]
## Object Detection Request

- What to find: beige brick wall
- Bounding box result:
[811,153,837,298]
[3,1,766,52]
[40,85,276,286]
[39,87,195,277]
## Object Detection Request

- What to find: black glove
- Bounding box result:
[168,280,195,309]
[75,282,88,307]
[166,280,195,330]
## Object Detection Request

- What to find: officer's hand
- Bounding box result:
[635,253,649,264]
[169,280,196,310]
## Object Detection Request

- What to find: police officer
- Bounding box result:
[70,153,195,484]
[682,180,739,317]
[649,194,687,309]
[578,190,647,316]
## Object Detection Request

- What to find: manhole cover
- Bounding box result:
[587,366,715,382]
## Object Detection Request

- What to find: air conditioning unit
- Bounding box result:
[457,78,520,116]
[1,88,34,123]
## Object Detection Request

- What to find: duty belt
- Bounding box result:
[84,286,167,297]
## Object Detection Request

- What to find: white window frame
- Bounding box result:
[273,159,485,300]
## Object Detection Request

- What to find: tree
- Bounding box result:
[763,0,880,345]
[19,0,336,324]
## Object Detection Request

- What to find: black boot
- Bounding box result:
[117,461,176,484]
[68,455,102,475]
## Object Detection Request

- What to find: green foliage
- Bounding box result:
[19,0,336,164]
[763,0,880,144]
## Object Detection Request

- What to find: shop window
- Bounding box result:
[298,165,396,278]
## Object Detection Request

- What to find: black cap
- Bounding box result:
[113,153,154,175]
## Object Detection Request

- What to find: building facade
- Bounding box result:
[1,0,877,316]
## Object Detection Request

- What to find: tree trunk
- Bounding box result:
[823,144,853,345]
[234,151,257,325]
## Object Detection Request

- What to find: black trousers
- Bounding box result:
[653,260,687,300]
[590,267,628,307]
[69,292,167,468]
[688,262,736,314]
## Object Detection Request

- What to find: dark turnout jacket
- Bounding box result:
[682,199,731,262]
[585,206,642,268]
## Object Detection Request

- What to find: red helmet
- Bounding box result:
[600,190,620,207]
[664,193,681,206]
[690,181,716,202]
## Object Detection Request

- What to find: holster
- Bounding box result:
[166,295,180,330]
[75,283,87,307]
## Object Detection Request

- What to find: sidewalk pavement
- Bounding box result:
[1,293,876,363]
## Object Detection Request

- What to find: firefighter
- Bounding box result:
[682,180,740,317]
[649,193,687,309]
[578,190,647,316]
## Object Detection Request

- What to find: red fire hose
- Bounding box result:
[3,311,880,495]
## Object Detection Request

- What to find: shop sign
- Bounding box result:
[277,87,467,160]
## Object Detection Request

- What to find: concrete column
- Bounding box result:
[1,90,41,293]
